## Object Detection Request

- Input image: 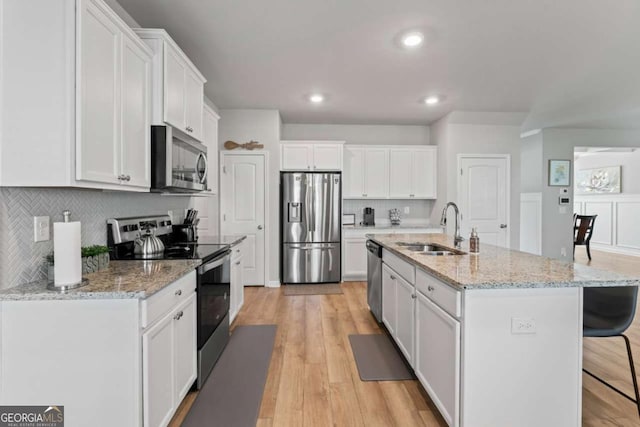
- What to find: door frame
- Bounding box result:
[219,150,270,287]
[456,154,511,248]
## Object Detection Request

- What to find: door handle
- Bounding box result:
[500,224,508,229]
[257,225,263,230]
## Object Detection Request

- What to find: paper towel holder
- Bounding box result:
[47,210,90,292]
[47,277,89,292]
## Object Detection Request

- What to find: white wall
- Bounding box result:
[104,0,140,27]
[282,124,430,145]
[218,109,281,284]
[574,150,640,194]
[429,113,523,249]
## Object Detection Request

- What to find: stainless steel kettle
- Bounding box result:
[134,227,165,258]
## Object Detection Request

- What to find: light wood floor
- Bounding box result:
[169,248,640,427]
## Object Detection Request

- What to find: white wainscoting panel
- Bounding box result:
[582,201,613,245]
[519,193,542,255]
[575,195,640,257]
[616,202,640,251]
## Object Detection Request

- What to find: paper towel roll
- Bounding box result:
[53,221,81,286]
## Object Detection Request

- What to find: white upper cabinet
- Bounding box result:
[0,0,152,191]
[77,0,122,185]
[343,145,434,199]
[120,35,151,189]
[164,45,187,131]
[280,141,344,171]
[344,146,389,198]
[412,148,437,198]
[281,144,313,170]
[184,70,204,141]
[203,105,220,193]
[135,29,207,143]
[389,146,437,199]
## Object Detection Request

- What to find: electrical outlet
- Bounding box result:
[33,216,50,242]
[511,317,536,334]
[404,206,410,214]
[560,247,567,257]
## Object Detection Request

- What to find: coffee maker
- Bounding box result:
[362,207,375,226]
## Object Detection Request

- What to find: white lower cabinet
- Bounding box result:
[382,262,416,367]
[343,237,367,280]
[142,309,175,427]
[143,292,197,427]
[395,274,416,366]
[382,264,397,335]
[230,242,245,323]
[0,271,197,427]
[415,291,460,427]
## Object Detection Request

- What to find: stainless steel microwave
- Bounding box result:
[151,126,208,192]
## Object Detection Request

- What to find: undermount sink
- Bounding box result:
[397,242,466,256]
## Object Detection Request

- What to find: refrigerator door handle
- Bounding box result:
[289,244,337,250]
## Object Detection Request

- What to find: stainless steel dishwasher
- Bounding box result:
[366,239,383,323]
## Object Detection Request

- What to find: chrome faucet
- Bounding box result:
[440,202,464,247]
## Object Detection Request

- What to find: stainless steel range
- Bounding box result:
[107,215,230,389]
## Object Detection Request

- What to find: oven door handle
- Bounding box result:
[198,253,230,274]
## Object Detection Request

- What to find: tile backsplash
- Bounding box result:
[0,188,191,289]
[343,199,434,226]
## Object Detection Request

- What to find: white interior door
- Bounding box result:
[220,154,266,286]
[458,155,509,248]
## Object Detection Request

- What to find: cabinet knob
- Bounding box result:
[410,194,415,197]
[390,275,396,280]
[125,175,131,181]
[117,174,125,180]
[173,310,183,320]
[307,165,311,169]
[257,225,263,230]
[427,285,434,292]
[235,261,241,265]
[411,294,417,299]
[175,289,182,296]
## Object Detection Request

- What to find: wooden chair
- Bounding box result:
[574,214,597,260]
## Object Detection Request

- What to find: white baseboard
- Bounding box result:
[266,280,281,288]
[588,243,640,258]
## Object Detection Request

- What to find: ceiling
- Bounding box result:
[118,0,640,129]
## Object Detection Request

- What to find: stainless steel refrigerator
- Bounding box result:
[281,172,341,284]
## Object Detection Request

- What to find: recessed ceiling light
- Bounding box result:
[424,96,440,105]
[309,94,324,103]
[401,31,424,48]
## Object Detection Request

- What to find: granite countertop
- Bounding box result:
[197,235,246,247]
[0,260,201,301]
[368,233,640,291]
[344,224,441,230]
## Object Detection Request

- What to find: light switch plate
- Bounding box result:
[33,216,50,242]
[404,206,410,214]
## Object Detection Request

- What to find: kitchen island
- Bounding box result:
[367,233,639,427]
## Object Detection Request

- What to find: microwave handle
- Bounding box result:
[197,152,208,184]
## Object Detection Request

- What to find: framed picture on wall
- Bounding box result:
[548,159,571,186]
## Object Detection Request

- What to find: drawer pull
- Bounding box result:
[411,293,417,299]
[175,289,182,296]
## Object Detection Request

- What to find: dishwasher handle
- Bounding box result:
[366,240,382,257]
